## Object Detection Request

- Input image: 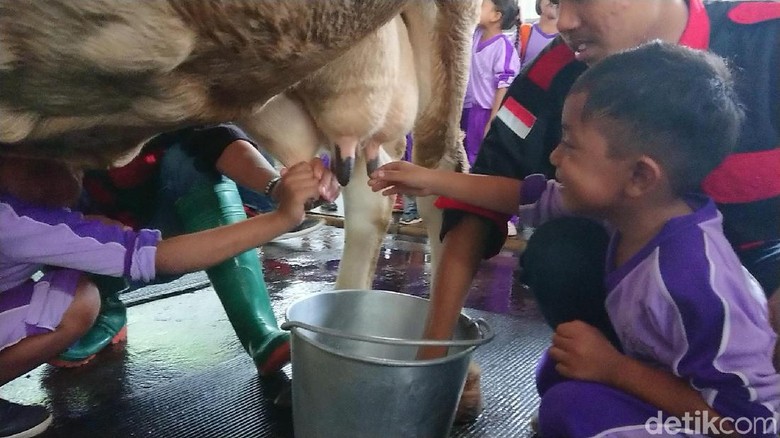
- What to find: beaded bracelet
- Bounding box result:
[263,176,281,198]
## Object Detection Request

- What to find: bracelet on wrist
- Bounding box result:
[263,176,281,198]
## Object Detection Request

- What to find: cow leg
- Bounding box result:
[403,0,475,294]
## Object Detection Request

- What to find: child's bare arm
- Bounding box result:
[154,211,293,274]
[609,356,735,435]
[155,161,320,275]
[550,321,734,434]
[368,161,522,215]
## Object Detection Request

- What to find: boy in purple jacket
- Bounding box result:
[370,43,779,436]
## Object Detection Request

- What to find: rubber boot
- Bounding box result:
[176,179,290,376]
[51,276,128,367]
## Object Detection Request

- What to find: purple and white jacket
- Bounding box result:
[464,28,520,111]
[518,174,780,422]
[0,193,161,293]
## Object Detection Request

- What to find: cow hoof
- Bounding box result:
[454,361,483,424]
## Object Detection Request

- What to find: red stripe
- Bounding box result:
[678,0,710,50]
[434,196,510,233]
[527,43,576,91]
[728,2,780,24]
[108,147,164,189]
[503,97,536,128]
[702,148,780,203]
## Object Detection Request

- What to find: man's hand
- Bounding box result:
[549,320,625,385]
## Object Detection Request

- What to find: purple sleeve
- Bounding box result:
[515,175,570,226]
[494,36,521,89]
[649,219,780,420]
[0,197,160,282]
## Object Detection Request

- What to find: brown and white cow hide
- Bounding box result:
[0,0,478,291]
[242,4,476,289]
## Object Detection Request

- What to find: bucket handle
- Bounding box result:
[281,318,494,348]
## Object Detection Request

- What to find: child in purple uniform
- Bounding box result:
[462,0,520,166]
[518,0,559,68]
[0,155,321,435]
[371,43,780,436]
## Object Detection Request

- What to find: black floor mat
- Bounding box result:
[41,309,550,438]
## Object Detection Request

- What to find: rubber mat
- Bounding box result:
[120,271,211,306]
[40,309,550,438]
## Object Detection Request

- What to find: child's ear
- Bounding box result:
[625,155,663,197]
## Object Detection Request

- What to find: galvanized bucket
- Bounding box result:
[281,290,494,438]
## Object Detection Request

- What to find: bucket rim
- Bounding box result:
[283,289,486,367]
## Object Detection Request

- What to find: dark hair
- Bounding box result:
[493,0,520,30]
[535,0,543,15]
[569,41,744,195]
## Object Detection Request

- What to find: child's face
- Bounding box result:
[479,0,501,28]
[549,92,634,217]
[540,0,559,21]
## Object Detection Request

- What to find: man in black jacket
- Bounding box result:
[430,0,780,422]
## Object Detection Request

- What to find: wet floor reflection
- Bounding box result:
[262,226,538,318]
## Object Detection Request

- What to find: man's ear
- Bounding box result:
[625,155,663,198]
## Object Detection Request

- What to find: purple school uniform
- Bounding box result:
[519,23,558,68]
[518,175,780,436]
[463,28,520,166]
[0,193,160,351]
[465,28,520,110]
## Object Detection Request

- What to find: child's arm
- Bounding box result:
[368,161,522,216]
[154,161,320,275]
[550,321,734,433]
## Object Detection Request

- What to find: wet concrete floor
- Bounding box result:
[2,223,546,437]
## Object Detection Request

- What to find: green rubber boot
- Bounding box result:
[176,179,290,376]
[51,276,128,367]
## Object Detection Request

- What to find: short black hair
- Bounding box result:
[493,0,520,30]
[569,41,744,195]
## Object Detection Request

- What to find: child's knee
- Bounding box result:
[539,381,584,415]
[59,276,100,336]
[538,380,599,434]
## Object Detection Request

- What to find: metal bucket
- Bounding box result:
[281,290,494,438]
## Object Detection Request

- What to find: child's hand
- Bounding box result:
[275,162,320,226]
[368,161,434,197]
[549,320,624,385]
